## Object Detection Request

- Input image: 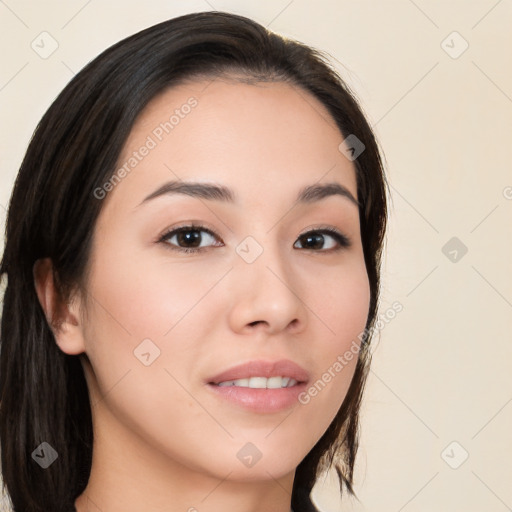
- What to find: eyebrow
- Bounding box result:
[136,180,359,208]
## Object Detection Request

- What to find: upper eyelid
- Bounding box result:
[158,222,217,240]
[159,223,345,237]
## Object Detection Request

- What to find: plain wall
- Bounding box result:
[1,1,511,510]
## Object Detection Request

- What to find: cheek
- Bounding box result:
[88,248,225,342]
[81,247,229,403]
[310,258,371,350]
[297,260,370,420]
[80,252,222,442]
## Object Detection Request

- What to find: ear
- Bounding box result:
[33,257,86,355]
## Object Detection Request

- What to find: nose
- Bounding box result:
[226,240,307,336]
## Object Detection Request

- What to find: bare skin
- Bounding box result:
[34,78,370,512]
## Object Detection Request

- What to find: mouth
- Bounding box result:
[205,359,309,413]
[211,376,302,389]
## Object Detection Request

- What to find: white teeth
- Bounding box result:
[249,376,267,389]
[216,376,298,388]
[266,376,283,389]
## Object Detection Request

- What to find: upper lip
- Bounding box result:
[207,359,310,385]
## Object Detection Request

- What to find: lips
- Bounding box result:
[207,359,310,385]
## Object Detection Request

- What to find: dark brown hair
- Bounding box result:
[0,11,387,512]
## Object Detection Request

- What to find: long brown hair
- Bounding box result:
[0,11,387,512]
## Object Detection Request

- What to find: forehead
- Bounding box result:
[106,78,358,212]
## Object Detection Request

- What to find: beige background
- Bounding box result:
[1,1,512,511]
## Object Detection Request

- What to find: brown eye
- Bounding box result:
[159,225,222,253]
[294,229,350,251]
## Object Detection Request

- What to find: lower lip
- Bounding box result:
[206,382,308,413]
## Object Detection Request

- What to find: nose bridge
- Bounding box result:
[236,230,290,286]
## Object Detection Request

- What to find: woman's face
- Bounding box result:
[77,78,370,482]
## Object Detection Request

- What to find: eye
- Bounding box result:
[158,224,223,253]
[293,227,351,252]
[157,224,350,254]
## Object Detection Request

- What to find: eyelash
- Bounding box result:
[157,223,351,254]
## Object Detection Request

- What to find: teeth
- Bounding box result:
[216,376,298,388]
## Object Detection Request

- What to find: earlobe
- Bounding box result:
[33,258,86,355]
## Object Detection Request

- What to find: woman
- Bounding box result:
[0,11,387,512]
